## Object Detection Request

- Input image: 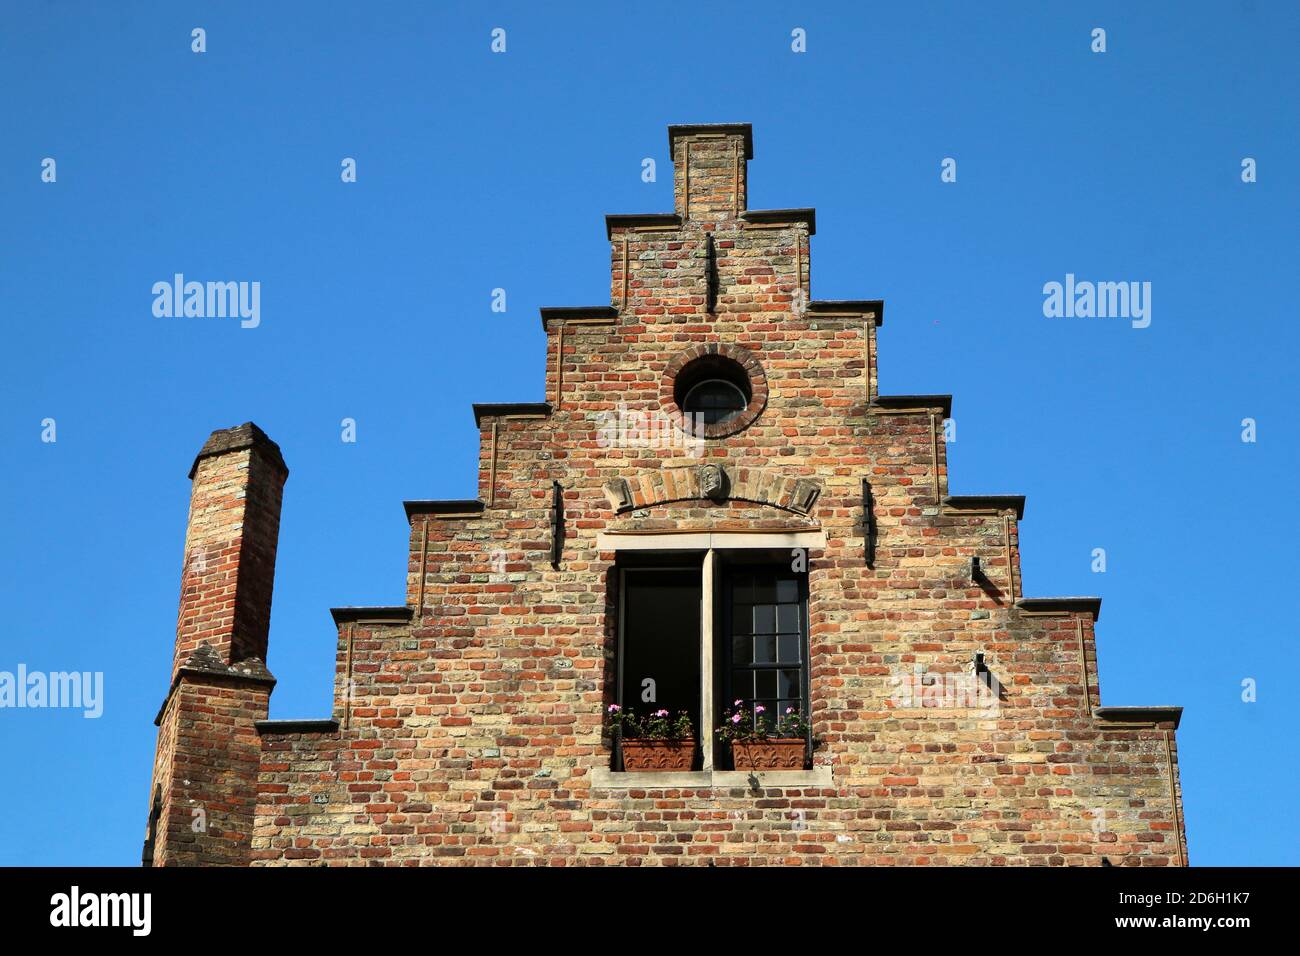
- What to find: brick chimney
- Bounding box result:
[669,123,752,223]
[144,422,287,866]
[173,422,288,678]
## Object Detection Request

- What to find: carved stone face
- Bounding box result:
[698,464,726,502]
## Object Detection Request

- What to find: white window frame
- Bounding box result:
[598,530,831,788]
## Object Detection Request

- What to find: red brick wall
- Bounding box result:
[160,125,1188,866]
[153,677,271,866]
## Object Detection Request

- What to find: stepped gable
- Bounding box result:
[145,122,1188,867]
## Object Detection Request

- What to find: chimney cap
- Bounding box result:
[668,123,753,160]
[188,421,288,479]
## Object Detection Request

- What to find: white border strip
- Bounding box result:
[596,530,826,551]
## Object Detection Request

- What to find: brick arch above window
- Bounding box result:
[660,342,768,439]
[604,465,822,517]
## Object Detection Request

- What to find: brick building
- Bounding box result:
[144,123,1188,866]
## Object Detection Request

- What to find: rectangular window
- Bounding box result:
[723,565,809,736]
[613,550,810,772]
[617,565,702,746]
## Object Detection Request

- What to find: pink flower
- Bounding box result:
[608,704,621,713]
[754,705,766,714]
[785,707,795,714]
[654,709,669,717]
[734,699,743,707]
[731,714,742,724]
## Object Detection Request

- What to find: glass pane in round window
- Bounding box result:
[682,378,747,424]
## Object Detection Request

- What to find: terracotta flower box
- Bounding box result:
[730,738,806,771]
[620,738,697,772]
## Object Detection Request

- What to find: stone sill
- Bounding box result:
[589,766,833,789]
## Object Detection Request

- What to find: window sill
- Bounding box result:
[589,767,833,790]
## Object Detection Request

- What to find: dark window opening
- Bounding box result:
[617,566,701,759]
[611,553,811,773]
[682,379,747,424]
[673,354,752,426]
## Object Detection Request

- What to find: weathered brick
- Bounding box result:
[146,123,1188,868]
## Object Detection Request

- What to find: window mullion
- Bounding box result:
[700,548,716,770]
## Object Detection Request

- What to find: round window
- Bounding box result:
[662,344,767,439]
[682,378,748,425]
[672,354,753,428]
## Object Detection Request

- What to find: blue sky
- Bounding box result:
[2,1,1296,866]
